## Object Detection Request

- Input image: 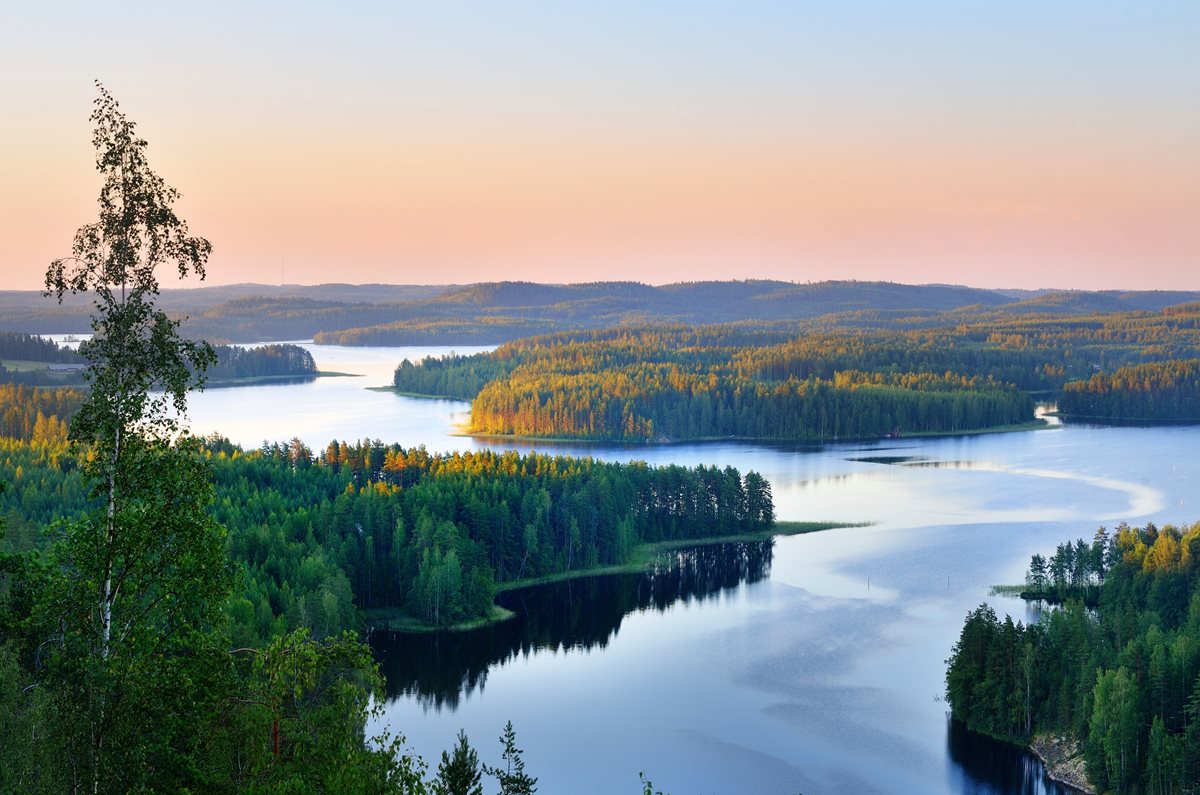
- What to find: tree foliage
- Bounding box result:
[1059,358,1200,422]
[946,521,1200,793]
[434,730,482,795]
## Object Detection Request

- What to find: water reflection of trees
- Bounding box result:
[372,540,773,709]
[946,718,1080,795]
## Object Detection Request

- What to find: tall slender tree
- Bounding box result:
[44,80,218,661]
[9,81,430,794]
[38,81,229,792]
[484,721,537,795]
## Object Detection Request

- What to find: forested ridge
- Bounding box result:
[5,278,1199,344]
[946,522,1200,793]
[314,282,1200,347]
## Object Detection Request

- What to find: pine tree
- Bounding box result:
[484,721,538,795]
[435,730,483,795]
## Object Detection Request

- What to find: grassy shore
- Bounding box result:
[495,521,857,591]
[367,520,857,633]
[2,359,84,373]
[366,604,516,634]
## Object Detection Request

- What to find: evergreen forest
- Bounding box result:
[945,522,1200,793]
[1059,359,1200,422]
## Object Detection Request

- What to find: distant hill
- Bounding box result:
[0,283,454,337]
[1,280,1197,344]
[314,279,1027,345]
[997,290,1200,314]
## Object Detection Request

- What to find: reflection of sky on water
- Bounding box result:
[181,342,489,449]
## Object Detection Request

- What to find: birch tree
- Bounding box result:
[40,81,228,793]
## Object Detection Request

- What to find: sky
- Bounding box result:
[1,1,1197,291]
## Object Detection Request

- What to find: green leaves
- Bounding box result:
[46,80,215,452]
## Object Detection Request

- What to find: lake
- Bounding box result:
[182,342,1194,794]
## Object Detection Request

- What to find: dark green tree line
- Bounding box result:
[1060,359,1200,422]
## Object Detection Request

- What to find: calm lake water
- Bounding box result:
[181,342,1192,794]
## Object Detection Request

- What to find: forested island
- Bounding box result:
[388,301,1200,442]
[945,521,1200,793]
[203,342,320,383]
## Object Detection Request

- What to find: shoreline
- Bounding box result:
[366,520,857,633]
[1028,734,1095,794]
[0,369,358,389]
[375,385,1052,444]
[453,418,1052,445]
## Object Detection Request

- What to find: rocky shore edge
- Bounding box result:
[1029,733,1095,794]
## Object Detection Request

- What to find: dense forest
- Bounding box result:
[945,522,1200,793]
[203,342,319,382]
[0,332,84,364]
[1,414,770,790]
[1059,359,1200,422]
[392,303,1200,441]
[3,428,772,639]
[0,384,83,444]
